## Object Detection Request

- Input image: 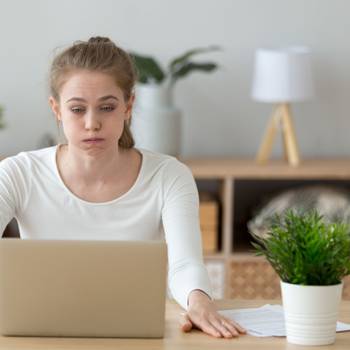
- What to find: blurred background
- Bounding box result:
[2,0,350,300]
[1,0,350,158]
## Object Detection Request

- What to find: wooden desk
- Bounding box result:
[0,299,349,349]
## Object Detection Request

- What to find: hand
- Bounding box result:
[179,290,246,338]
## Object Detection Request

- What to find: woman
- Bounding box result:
[0,37,245,338]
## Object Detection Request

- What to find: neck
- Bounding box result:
[58,143,125,185]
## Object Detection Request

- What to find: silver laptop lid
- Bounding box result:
[0,239,167,338]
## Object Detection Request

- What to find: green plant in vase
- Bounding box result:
[250,210,350,345]
[130,46,220,88]
[251,210,350,285]
[128,46,220,156]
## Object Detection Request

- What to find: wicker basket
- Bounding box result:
[229,257,281,299]
[229,257,350,300]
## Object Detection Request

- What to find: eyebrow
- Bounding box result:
[65,95,119,103]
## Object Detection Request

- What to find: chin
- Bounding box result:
[81,140,118,154]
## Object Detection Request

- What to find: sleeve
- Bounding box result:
[161,159,213,310]
[0,156,31,235]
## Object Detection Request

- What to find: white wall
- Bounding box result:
[0,0,349,157]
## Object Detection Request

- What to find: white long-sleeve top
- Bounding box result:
[0,145,212,309]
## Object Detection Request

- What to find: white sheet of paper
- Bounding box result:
[219,304,350,337]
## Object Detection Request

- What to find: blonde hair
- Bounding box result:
[50,36,136,149]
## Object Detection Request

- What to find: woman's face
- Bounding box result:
[50,69,134,154]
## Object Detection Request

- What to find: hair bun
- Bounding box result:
[88,36,112,45]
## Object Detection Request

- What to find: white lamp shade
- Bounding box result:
[251,47,314,103]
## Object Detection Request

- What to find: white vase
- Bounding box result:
[131,84,182,156]
[280,281,343,346]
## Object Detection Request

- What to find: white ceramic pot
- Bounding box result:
[131,84,182,156]
[280,281,343,346]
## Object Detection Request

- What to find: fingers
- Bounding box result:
[206,315,247,339]
[210,317,238,338]
[226,317,246,334]
[193,315,244,338]
[211,320,235,338]
[221,317,247,336]
[179,313,193,332]
[199,319,222,338]
[180,312,222,338]
[183,308,247,339]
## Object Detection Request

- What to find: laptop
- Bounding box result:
[0,239,167,338]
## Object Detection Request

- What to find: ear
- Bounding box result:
[124,94,135,121]
[49,96,61,121]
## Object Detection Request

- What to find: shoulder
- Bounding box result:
[138,149,197,202]
[0,146,57,175]
[139,148,193,180]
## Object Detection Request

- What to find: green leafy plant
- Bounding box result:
[0,105,5,129]
[251,210,350,285]
[130,46,220,88]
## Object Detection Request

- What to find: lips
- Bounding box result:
[83,137,105,143]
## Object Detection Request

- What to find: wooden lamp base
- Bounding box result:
[256,103,300,167]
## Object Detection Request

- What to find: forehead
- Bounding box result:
[60,69,123,99]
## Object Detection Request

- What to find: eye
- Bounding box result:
[71,106,85,114]
[100,105,116,112]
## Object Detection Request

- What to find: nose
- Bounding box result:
[84,112,101,131]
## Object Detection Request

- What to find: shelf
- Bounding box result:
[186,158,350,299]
[228,252,264,260]
[203,253,226,260]
[204,251,265,260]
[183,158,350,179]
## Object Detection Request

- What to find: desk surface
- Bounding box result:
[0,299,349,350]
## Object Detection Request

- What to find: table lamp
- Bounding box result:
[251,46,314,166]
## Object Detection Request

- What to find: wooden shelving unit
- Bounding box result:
[183,158,350,299]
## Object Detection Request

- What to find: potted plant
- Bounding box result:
[129,47,219,156]
[251,210,350,346]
